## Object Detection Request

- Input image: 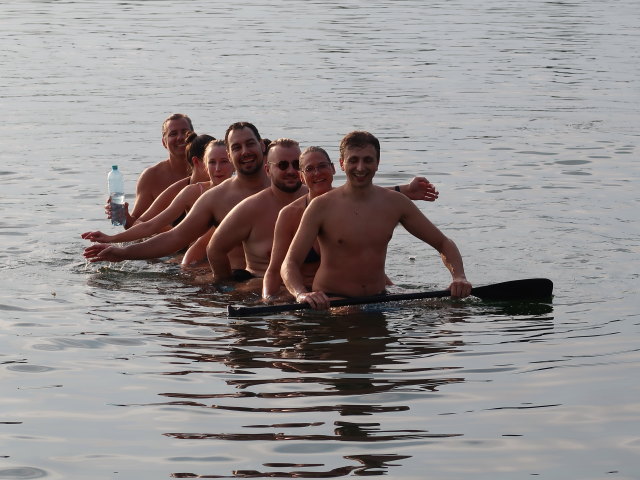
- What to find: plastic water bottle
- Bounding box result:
[107,165,126,226]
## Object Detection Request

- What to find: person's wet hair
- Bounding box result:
[224,121,262,147]
[185,133,215,171]
[339,131,380,161]
[265,138,300,160]
[300,146,331,166]
[162,113,194,136]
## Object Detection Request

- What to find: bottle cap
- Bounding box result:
[112,165,118,170]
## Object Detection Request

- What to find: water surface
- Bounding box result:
[1,1,639,478]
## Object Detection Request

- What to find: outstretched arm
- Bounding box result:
[390,177,439,202]
[83,185,198,244]
[84,191,216,262]
[136,178,188,223]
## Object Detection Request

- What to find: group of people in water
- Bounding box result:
[82,114,472,309]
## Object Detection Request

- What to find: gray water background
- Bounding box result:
[1,1,639,478]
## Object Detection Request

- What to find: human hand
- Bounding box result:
[296,291,330,310]
[449,277,472,298]
[104,197,130,226]
[405,177,439,202]
[81,231,113,243]
[83,244,126,263]
[104,196,113,219]
[262,292,293,305]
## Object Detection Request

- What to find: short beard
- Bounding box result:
[237,160,263,176]
[274,179,302,193]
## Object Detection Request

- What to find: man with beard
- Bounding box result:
[207,138,307,282]
[209,138,442,285]
[84,121,270,270]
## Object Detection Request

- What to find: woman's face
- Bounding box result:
[300,151,335,196]
[206,145,235,185]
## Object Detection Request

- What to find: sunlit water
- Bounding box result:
[1,1,639,478]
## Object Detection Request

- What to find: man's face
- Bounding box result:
[267,145,303,193]
[339,144,379,187]
[162,118,191,160]
[227,127,265,176]
[300,151,335,196]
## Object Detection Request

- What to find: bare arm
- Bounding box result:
[84,191,216,263]
[83,184,199,244]
[182,227,215,267]
[207,203,253,281]
[136,178,188,223]
[128,168,158,226]
[281,203,329,310]
[397,177,439,202]
[262,207,298,299]
[399,198,472,298]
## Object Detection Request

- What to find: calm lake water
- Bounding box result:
[1,0,639,478]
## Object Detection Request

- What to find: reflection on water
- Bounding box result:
[170,454,412,479]
[113,309,478,477]
[110,305,559,478]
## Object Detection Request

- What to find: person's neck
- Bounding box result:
[272,184,307,205]
[168,154,190,175]
[236,169,271,189]
[344,180,374,198]
[309,186,333,200]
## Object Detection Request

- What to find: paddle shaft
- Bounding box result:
[227,278,553,316]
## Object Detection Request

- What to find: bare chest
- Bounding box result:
[321,206,398,248]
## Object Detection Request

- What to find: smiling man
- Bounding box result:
[207,138,308,282]
[114,113,194,228]
[281,130,473,310]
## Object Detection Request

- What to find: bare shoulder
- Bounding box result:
[239,187,272,209]
[376,184,414,207]
[174,182,202,202]
[163,177,190,196]
[280,195,307,217]
[139,159,171,181]
[277,196,306,225]
[199,179,229,201]
[309,187,342,207]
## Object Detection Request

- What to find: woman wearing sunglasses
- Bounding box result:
[262,146,439,302]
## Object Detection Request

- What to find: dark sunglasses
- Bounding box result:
[269,159,300,171]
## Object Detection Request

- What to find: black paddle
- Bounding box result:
[227,278,553,316]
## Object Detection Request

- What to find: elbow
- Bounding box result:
[280,258,292,284]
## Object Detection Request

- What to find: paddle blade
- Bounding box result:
[470,278,553,301]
